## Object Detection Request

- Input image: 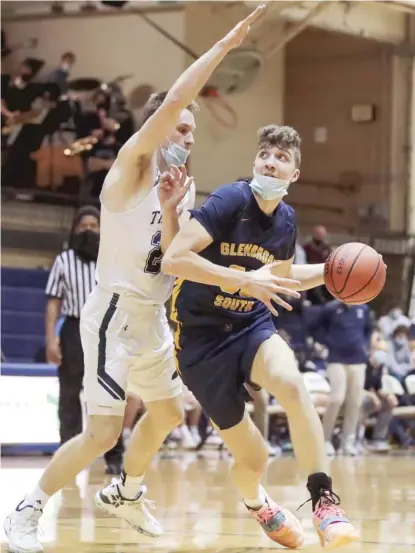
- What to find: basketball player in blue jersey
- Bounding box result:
[162,125,360,549]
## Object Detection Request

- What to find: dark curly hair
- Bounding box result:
[257,125,302,168]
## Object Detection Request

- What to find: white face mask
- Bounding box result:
[390,308,403,319]
[394,336,407,346]
[249,172,293,201]
[160,139,189,167]
[372,349,387,366]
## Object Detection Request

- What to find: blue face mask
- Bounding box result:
[160,139,189,167]
[249,173,292,201]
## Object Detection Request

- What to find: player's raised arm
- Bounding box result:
[102,5,266,211]
[120,5,265,162]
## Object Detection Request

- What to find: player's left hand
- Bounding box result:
[219,4,266,50]
[158,165,194,212]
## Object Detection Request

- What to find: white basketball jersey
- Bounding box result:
[96,183,191,305]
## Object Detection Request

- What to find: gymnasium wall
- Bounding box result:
[3,5,285,196]
[285,29,394,234]
[2,10,186,122]
[4,8,405,235]
[184,3,285,193]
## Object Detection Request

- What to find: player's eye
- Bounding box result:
[259,151,268,159]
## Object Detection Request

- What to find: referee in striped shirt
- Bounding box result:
[45,205,123,473]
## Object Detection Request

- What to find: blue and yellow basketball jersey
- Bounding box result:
[171,180,297,330]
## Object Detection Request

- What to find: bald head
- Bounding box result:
[312,225,327,242]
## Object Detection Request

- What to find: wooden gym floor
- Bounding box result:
[1,451,414,552]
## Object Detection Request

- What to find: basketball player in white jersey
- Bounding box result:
[5,6,268,553]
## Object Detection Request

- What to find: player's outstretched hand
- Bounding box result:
[158,164,194,212]
[219,4,266,50]
[244,262,301,317]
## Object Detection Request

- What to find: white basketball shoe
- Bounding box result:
[95,481,163,537]
[4,496,43,553]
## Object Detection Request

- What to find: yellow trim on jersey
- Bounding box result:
[170,277,183,324]
[170,278,184,375]
[173,322,183,376]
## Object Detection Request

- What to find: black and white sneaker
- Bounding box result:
[95,480,163,537]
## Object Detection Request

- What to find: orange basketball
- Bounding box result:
[324,242,386,305]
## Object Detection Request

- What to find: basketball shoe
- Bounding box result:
[246,489,304,549]
[4,496,43,553]
[95,481,163,537]
[305,472,360,549]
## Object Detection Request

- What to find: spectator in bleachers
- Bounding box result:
[386,324,414,384]
[294,240,306,265]
[309,300,372,456]
[408,320,415,352]
[378,303,410,339]
[303,225,332,304]
[46,51,76,94]
[359,349,396,452]
[45,205,123,474]
[371,324,388,351]
[174,385,203,449]
[245,384,281,456]
[303,225,331,264]
[383,324,415,447]
[274,297,310,360]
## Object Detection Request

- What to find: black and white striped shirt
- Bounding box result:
[45,249,96,318]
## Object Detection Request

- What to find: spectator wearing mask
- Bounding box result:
[309,301,372,456]
[386,324,413,384]
[45,206,123,474]
[294,233,307,264]
[378,304,410,339]
[46,51,76,94]
[359,349,397,452]
[303,225,331,264]
[303,225,332,304]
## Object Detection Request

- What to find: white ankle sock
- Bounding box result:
[29,485,50,509]
[122,428,132,440]
[118,470,144,500]
[244,487,267,510]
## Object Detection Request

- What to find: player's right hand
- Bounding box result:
[219,4,266,50]
[158,164,193,212]
[244,263,301,317]
[46,336,62,366]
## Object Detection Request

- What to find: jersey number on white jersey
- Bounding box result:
[144,231,162,275]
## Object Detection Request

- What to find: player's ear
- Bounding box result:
[291,169,300,183]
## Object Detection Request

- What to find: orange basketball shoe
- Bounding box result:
[306,473,360,549]
[246,491,304,549]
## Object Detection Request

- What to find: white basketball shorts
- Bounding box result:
[80,286,182,416]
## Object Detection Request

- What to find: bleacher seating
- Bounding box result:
[1,267,49,361]
[245,373,415,421]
